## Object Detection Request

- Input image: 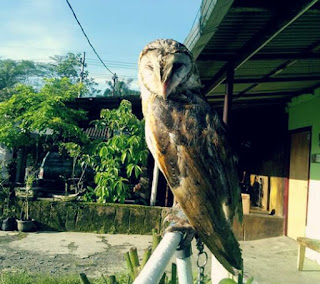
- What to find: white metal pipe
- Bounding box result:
[133,232,182,284]
[176,254,193,284]
[150,164,159,206]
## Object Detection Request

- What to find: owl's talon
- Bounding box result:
[164,214,196,250]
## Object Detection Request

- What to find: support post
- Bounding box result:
[78,51,86,98]
[215,66,234,283]
[150,163,159,206]
[176,244,193,284]
[112,73,118,96]
[222,67,234,125]
[133,232,182,284]
[297,243,306,271]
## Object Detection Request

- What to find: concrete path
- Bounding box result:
[0,231,319,283]
[241,236,320,284]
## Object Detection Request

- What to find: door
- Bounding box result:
[287,129,310,240]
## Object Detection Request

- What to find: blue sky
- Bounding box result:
[1,0,201,90]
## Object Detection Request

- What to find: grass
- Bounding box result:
[0,271,212,284]
[0,272,129,284]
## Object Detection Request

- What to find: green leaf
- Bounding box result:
[121,150,127,164]
[126,163,134,177]
[219,279,237,284]
[245,277,254,284]
[134,165,142,179]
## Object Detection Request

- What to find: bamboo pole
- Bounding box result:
[124,251,135,280]
[108,275,117,284]
[129,247,140,278]
[141,246,152,269]
[79,273,91,284]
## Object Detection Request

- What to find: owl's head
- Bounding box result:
[138,39,201,100]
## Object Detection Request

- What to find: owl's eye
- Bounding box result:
[146,64,154,71]
[172,62,185,72]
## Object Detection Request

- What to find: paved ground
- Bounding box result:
[241,236,320,284]
[0,231,319,283]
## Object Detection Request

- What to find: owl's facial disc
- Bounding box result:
[140,50,192,99]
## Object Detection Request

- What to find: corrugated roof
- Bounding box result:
[85,127,109,140]
[185,0,320,108]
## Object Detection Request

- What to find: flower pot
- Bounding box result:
[241,193,250,215]
[1,217,16,231]
[16,219,34,232]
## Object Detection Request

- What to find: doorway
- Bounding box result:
[287,128,311,240]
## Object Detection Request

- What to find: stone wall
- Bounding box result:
[6,201,284,239]
[24,201,169,234]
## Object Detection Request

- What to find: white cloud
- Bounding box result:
[1,0,77,61]
[0,38,69,61]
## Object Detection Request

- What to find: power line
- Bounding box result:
[86,58,137,66]
[87,63,138,70]
[65,0,114,75]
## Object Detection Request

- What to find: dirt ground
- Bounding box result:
[0,231,153,279]
[1,231,320,283]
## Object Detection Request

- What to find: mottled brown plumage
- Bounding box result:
[138,39,243,273]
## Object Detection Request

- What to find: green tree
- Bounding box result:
[103,78,139,97]
[48,53,81,82]
[0,78,88,150]
[0,59,47,101]
[0,53,100,101]
[49,53,100,97]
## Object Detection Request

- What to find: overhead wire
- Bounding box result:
[65,0,115,75]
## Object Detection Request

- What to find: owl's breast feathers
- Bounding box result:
[143,92,243,273]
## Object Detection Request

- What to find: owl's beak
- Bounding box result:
[162,81,169,99]
[161,69,172,100]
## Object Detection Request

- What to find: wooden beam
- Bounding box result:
[229,76,320,84]
[207,82,320,101]
[208,97,292,109]
[208,92,295,100]
[198,52,320,61]
[235,41,320,96]
[223,67,234,124]
[203,0,319,95]
[202,76,320,85]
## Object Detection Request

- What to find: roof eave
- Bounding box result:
[184,0,234,59]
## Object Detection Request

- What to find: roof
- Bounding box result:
[67,95,143,121]
[85,127,109,140]
[184,0,320,108]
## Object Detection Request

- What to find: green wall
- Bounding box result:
[288,87,320,181]
[287,87,320,263]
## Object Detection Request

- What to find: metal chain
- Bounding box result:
[196,236,208,284]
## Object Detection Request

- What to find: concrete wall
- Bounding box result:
[27,201,167,234]
[6,200,284,241]
[287,87,320,264]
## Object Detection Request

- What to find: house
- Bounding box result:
[184,0,320,263]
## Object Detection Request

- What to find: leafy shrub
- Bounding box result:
[91,100,148,203]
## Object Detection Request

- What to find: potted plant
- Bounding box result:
[1,184,16,231]
[16,173,35,232]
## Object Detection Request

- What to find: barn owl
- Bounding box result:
[138,39,243,273]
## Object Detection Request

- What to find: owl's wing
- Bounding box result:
[152,97,243,273]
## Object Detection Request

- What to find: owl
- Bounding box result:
[138,39,243,273]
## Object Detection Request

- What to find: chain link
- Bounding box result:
[196,236,208,284]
